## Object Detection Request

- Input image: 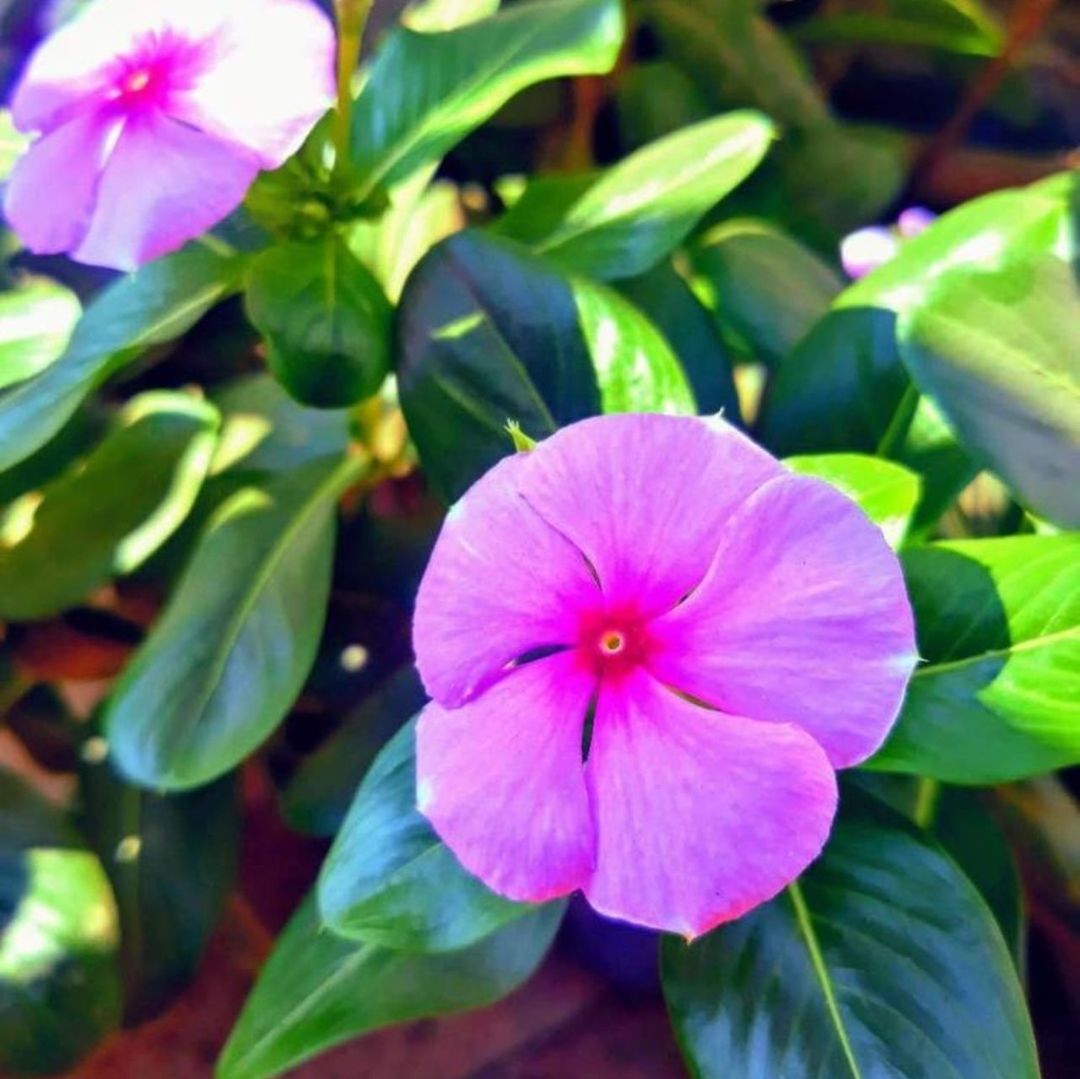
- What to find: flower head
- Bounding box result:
[413,415,916,936]
[4,0,335,271]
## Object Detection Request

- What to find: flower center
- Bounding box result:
[598,630,626,656]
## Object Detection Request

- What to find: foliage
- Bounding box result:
[0,0,1075,1074]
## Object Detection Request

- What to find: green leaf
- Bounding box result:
[318,718,530,952]
[899,254,1080,528]
[396,229,694,500]
[349,0,623,194]
[403,0,501,32]
[617,260,740,418]
[691,219,843,367]
[105,454,361,790]
[0,392,220,621]
[534,112,775,280]
[245,239,391,408]
[0,280,81,390]
[0,769,122,1075]
[662,794,1038,1079]
[490,172,601,246]
[794,0,1003,56]
[784,454,920,548]
[614,61,712,150]
[217,892,563,1079]
[280,666,427,837]
[0,108,30,183]
[0,247,243,473]
[871,534,1079,782]
[210,374,350,476]
[78,736,239,1022]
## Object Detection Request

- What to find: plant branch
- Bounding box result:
[333,0,374,176]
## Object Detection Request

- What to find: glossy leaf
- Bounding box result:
[319,719,530,952]
[691,219,843,367]
[403,0,501,32]
[280,666,427,837]
[396,229,694,500]
[245,239,391,408]
[617,260,740,418]
[0,280,81,390]
[349,0,623,194]
[899,254,1080,528]
[217,892,564,1079]
[210,374,350,476]
[0,769,121,1076]
[491,172,601,246]
[105,455,362,790]
[0,392,220,621]
[662,794,1037,1079]
[0,246,243,472]
[872,534,1080,782]
[785,453,920,548]
[78,736,239,1022]
[535,112,775,280]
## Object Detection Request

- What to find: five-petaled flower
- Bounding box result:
[5,0,335,271]
[413,414,917,937]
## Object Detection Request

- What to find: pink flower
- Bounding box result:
[413,415,917,936]
[5,0,335,271]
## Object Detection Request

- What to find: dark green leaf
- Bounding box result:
[349,0,623,194]
[617,260,740,418]
[691,219,843,367]
[280,666,427,837]
[534,112,775,280]
[0,246,243,472]
[784,453,920,548]
[217,892,563,1079]
[0,392,220,621]
[245,239,391,408]
[872,534,1080,782]
[396,229,694,500]
[934,788,1024,967]
[662,794,1037,1079]
[490,172,601,246]
[105,455,362,790]
[899,254,1080,528]
[0,769,121,1075]
[0,280,81,390]
[614,61,711,150]
[78,735,238,1022]
[318,718,530,952]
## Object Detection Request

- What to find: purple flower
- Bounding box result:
[412,415,917,936]
[4,0,335,271]
[840,225,898,280]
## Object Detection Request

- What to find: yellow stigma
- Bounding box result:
[600,631,625,655]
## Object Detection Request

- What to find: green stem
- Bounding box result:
[874,381,919,459]
[913,777,941,829]
[333,0,374,176]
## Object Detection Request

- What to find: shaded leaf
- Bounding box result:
[396,229,693,501]
[0,246,243,472]
[105,455,362,790]
[663,793,1037,1079]
[217,892,563,1079]
[0,769,121,1075]
[0,392,219,621]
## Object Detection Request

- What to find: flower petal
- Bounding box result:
[72,110,259,271]
[167,0,336,168]
[10,0,157,131]
[649,473,917,768]
[3,108,122,256]
[413,452,601,708]
[417,652,596,903]
[584,668,836,937]
[519,414,781,617]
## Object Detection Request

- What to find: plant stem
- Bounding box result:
[913,777,941,829]
[333,0,374,176]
